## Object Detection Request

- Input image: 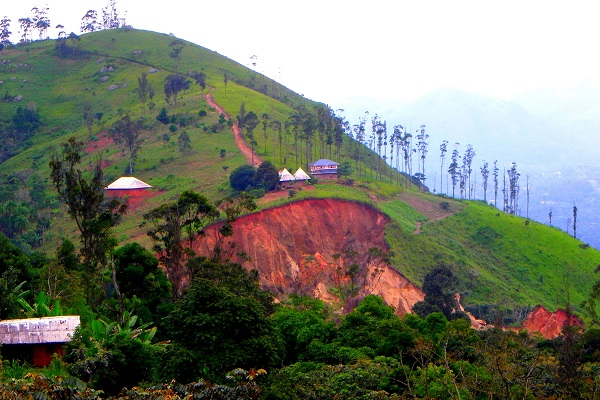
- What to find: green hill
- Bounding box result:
[0,28,598,321]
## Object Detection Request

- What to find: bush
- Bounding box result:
[229,164,256,191]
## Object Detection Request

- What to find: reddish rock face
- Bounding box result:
[521,305,583,339]
[193,198,424,315]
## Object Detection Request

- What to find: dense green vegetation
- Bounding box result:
[2,26,600,398]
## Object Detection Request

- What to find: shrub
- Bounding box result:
[229,165,256,191]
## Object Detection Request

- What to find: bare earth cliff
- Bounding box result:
[194,198,424,314]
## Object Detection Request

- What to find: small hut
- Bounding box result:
[308,159,340,180]
[279,168,296,183]
[293,167,311,181]
[105,177,152,208]
[0,316,80,367]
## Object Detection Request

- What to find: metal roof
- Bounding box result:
[308,159,340,167]
[0,316,80,344]
[105,177,152,190]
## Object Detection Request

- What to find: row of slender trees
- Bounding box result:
[236,102,346,169]
[342,111,526,215]
[0,0,124,47]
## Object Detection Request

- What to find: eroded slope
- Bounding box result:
[194,198,424,314]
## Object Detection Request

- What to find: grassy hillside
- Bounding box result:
[0,28,598,320]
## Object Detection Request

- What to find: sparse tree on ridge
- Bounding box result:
[493,160,499,208]
[163,74,190,106]
[448,144,460,197]
[371,114,386,180]
[80,10,100,33]
[389,128,396,180]
[508,162,520,214]
[400,128,414,185]
[416,125,429,186]
[480,161,489,203]
[137,71,153,113]
[392,125,403,184]
[31,6,50,40]
[101,0,123,29]
[353,112,368,177]
[244,111,259,165]
[108,114,144,175]
[18,17,33,42]
[462,144,475,199]
[573,204,578,239]
[169,39,186,74]
[261,113,270,156]
[333,110,347,161]
[0,17,12,46]
[269,119,283,164]
[439,140,448,194]
[56,24,66,39]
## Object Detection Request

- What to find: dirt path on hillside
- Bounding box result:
[204,92,263,167]
[397,192,458,234]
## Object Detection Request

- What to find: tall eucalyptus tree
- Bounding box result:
[480,162,489,203]
[439,140,448,194]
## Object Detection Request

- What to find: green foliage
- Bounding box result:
[177,130,192,154]
[160,260,283,383]
[413,265,465,321]
[11,106,42,136]
[49,137,127,305]
[0,232,35,318]
[338,295,410,356]
[263,358,401,400]
[163,74,190,106]
[254,160,279,191]
[17,291,64,318]
[156,107,169,124]
[271,296,337,364]
[64,311,160,395]
[111,242,171,322]
[142,190,218,298]
[229,164,256,191]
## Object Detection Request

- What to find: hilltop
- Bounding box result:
[0,28,599,325]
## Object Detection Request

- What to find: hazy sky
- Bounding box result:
[3,0,600,105]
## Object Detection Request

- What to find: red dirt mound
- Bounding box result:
[521,305,583,339]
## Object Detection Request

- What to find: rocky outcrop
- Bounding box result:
[193,198,424,315]
[521,305,583,339]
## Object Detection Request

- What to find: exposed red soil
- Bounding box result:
[204,92,263,167]
[84,133,114,154]
[520,305,583,339]
[107,188,162,210]
[193,198,424,315]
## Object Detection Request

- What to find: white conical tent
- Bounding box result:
[105,177,152,190]
[278,168,296,182]
[293,167,311,181]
